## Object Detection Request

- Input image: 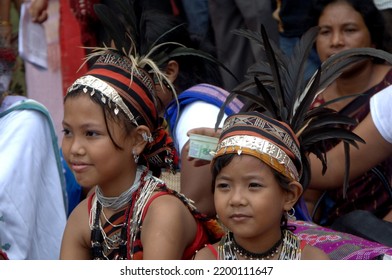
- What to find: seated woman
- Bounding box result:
[305,0,392,228]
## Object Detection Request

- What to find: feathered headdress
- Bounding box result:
[67,1,191,176]
[215,25,392,219]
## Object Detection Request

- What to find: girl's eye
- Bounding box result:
[86,130,99,137]
[249,182,262,189]
[216,183,229,190]
[62,128,71,136]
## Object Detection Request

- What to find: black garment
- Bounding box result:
[208,0,279,91]
[279,0,314,37]
[331,210,392,247]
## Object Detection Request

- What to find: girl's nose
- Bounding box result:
[229,187,247,207]
[68,137,86,156]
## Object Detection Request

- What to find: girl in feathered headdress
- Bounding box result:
[193,111,330,260]
[59,1,224,260]
[190,0,392,257]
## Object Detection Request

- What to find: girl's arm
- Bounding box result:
[60,199,91,259]
[141,194,197,259]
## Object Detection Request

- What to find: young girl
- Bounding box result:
[60,50,222,260]
[194,111,329,260]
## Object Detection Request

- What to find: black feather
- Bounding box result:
[343,142,350,199]
[259,25,286,119]
[254,77,279,119]
[214,89,267,130]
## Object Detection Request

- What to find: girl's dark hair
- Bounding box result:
[311,0,387,50]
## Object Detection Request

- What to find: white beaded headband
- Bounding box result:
[67,75,139,127]
[213,135,300,181]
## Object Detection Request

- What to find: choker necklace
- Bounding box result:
[95,166,143,210]
[232,234,282,260]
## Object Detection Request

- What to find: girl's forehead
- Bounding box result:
[223,155,272,173]
[64,93,98,109]
[64,95,105,121]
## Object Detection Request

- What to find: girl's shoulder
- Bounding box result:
[193,243,218,260]
[60,196,92,259]
[143,191,196,224]
[67,197,91,232]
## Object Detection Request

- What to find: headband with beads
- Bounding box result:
[67,75,139,127]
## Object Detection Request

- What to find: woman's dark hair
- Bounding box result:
[311,0,387,50]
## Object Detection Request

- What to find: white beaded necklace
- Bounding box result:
[95,166,144,210]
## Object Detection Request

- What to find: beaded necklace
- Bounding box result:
[89,166,163,259]
[232,233,282,260]
[95,167,143,210]
[90,199,131,259]
[218,229,302,260]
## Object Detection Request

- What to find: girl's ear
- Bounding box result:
[131,125,151,155]
[283,181,303,211]
[165,60,179,82]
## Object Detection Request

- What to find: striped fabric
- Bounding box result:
[88,52,158,131]
[213,111,302,182]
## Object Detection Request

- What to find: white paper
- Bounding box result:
[18,2,48,69]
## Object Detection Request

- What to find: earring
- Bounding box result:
[142,132,153,143]
[132,149,139,163]
[287,207,296,221]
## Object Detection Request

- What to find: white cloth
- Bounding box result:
[373,0,392,10]
[174,101,227,155]
[0,97,67,259]
[370,85,392,144]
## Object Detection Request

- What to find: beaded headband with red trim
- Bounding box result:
[67,75,139,127]
[212,111,302,182]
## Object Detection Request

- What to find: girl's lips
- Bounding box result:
[71,163,90,172]
[230,214,251,222]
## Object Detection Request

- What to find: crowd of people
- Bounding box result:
[1,0,392,260]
